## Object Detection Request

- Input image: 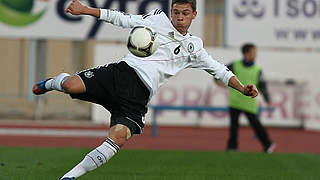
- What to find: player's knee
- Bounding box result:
[109,124,131,147]
[62,76,85,93]
[61,78,73,93]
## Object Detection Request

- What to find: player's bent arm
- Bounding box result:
[80,6,100,17]
[194,48,234,85]
[65,0,100,17]
[228,76,245,94]
[82,6,100,17]
[99,9,151,28]
[65,0,147,27]
[228,76,259,98]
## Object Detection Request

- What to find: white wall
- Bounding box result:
[93,43,320,130]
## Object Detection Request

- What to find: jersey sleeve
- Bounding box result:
[192,48,235,86]
[226,63,233,72]
[99,9,163,28]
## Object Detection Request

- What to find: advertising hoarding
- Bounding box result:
[0,0,203,40]
[225,0,320,48]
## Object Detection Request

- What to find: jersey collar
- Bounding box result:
[170,21,190,38]
[242,59,255,67]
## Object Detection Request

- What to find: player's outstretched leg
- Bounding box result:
[32,73,70,95]
[59,124,131,179]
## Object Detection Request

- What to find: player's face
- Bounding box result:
[171,3,197,35]
[244,47,257,62]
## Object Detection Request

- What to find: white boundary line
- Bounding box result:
[0,128,109,137]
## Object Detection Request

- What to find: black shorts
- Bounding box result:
[70,61,150,134]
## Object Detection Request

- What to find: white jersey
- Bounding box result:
[99,9,234,98]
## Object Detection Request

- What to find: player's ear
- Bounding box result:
[192,11,197,19]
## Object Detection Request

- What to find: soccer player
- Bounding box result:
[33,0,258,179]
[215,43,275,153]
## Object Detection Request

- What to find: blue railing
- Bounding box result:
[148,105,274,137]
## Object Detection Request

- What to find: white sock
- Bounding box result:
[61,138,120,179]
[45,73,70,92]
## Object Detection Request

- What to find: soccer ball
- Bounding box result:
[127,25,159,57]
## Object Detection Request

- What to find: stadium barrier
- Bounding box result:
[149,105,274,137]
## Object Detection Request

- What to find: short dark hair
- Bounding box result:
[171,0,197,12]
[241,43,256,55]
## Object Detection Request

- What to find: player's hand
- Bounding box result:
[243,84,258,98]
[65,0,85,15]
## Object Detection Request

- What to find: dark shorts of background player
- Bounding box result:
[69,61,150,135]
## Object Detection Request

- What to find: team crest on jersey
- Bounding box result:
[168,31,174,39]
[84,71,94,78]
[188,42,195,53]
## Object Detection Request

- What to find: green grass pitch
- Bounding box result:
[0,147,319,180]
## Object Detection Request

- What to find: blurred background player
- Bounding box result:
[215,43,275,153]
[32,0,259,179]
